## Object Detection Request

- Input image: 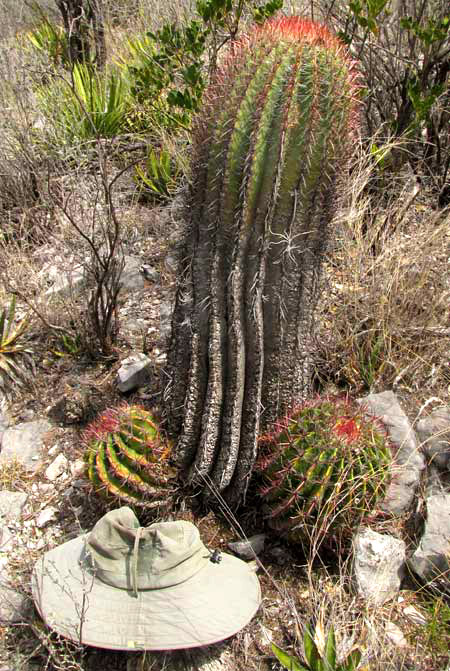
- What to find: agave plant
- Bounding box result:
[258,396,391,547]
[0,296,33,398]
[84,404,177,509]
[273,621,362,671]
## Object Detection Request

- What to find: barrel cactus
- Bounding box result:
[166,17,360,508]
[257,396,392,547]
[84,404,177,509]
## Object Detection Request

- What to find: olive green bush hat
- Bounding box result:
[32,507,261,651]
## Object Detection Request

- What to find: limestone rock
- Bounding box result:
[0,420,52,471]
[45,453,68,481]
[358,391,425,514]
[0,491,27,523]
[36,506,58,528]
[409,493,450,584]
[416,406,450,471]
[353,527,406,605]
[384,621,408,648]
[228,534,266,560]
[117,353,152,392]
[121,255,147,291]
[0,567,29,623]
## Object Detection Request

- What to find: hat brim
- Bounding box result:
[32,536,261,651]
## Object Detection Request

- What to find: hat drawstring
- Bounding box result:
[132,527,143,598]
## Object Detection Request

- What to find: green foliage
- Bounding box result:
[84,404,177,509]
[258,396,391,547]
[125,0,284,130]
[134,147,182,203]
[37,63,130,142]
[27,17,69,67]
[272,623,362,671]
[0,296,33,398]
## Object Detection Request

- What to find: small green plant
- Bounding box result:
[134,147,182,203]
[84,404,177,509]
[37,63,129,143]
[27,17,69,67]
[257,396,391,547]
[0,296,33,398]
[272,622,362,671]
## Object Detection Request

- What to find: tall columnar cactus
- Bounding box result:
[166,18,360,508]
[258,397,392,547]
[84,404,176,509]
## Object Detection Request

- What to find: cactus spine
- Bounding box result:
[166,18,360,507]
[258,397,391,546]
[84,404,176,509]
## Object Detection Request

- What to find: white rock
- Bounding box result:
[48,444,60,457]
[0,567,29,623]
[45,453,68,481]
[0,491,28,523]
[117,353,152,393]
[70,459,86,478]
[0,420,52,472]
[353,527,406,605]
[409,493,450,583]
[384,622,408,648]
[403,605,427,626]
[358,391,425,514]
[36,507,58,528]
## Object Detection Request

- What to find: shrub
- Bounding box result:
[257,396,391,549]
[84,404,177,509]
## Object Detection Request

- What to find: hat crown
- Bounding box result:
[85,508,209,591]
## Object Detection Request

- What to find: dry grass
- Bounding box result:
[316,140,449,400]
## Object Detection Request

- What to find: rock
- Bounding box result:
[160,300,173,342]
[121,256,146,291]
[409,492,450,583]
[141,264,160,283]
[227,534,266,560]
[117,353,152,392]
[416,406,450,471]
[45,453,68,481]
[70,459,86,478]
[353,527,406,605]
[0,420,52,471]
[44,262,85,297]
[0,526,13,552]
[384,622,408,648]
[0,567,29,623]
[403,605,427,626]
[36,507,58,528]
[0,491,28,523]
[358,391,425,514]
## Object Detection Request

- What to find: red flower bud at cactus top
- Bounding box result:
[333,417,361,442]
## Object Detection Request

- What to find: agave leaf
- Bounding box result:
[324,626,337,670]
[340,648,362,671]
[304,624,322,671]
[271,643,308,671]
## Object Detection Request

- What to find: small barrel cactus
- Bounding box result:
[84,404,177,509]
[257,396,391,547]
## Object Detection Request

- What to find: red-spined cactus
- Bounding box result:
[166,17,361,508]
[84,404,176,509]
[257,396,391,547]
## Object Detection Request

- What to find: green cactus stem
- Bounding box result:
[257,396,392,547]
[84,404,176,509]
[166,17,361,508]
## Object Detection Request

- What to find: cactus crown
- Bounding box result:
[257,396,391,547]
[84,404,176,510]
